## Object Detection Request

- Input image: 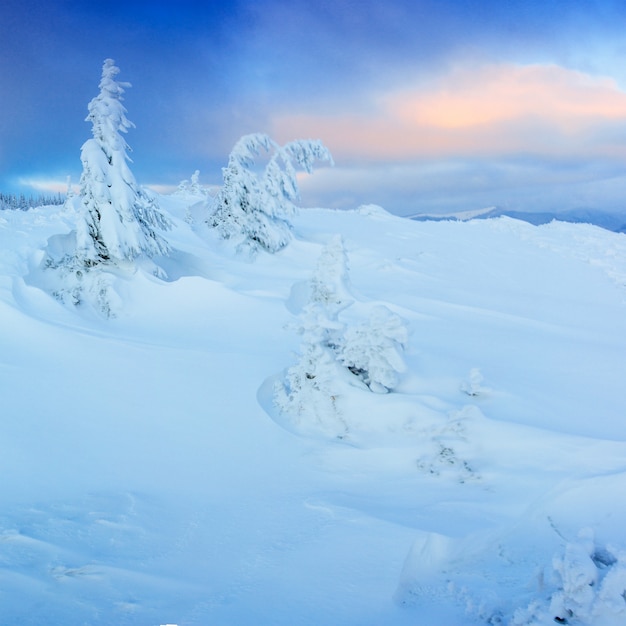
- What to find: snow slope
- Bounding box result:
[1,199,625,625]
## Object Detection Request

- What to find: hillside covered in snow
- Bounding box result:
[1,193,626,625]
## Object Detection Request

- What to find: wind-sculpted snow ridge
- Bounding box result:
[0,201,625,625]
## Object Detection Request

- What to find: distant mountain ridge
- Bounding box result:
[409,207,626,233]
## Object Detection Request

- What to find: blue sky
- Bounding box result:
[2,0,626,215]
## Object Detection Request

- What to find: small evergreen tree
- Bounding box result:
[309,234,353,317]
[176,170,209,197]
[274,237,351,430]
[210,133,332,254]
[76,59,170,266]
[292,235,353,372]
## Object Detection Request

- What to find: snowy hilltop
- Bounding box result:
[410,206,626,234]
[1,59,626,625]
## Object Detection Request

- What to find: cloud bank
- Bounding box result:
[268,63,626,215]
[272,63,626,162]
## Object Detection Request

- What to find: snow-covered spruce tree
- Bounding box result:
[274,236,351,432]
[309,234,353,317]
[76,59,170,266]
[274,304,346,433]
[210,133,333,254]
[210,133,270,247]
[295,234,353,359]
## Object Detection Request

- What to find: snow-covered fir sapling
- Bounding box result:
[461,367,488,396]
[293,234,353,360]
[309,234,354,317]
[64,175,74,201]
[210,133,333,254]
[76,58,171,266]
[274,236,351,430]
[274,333,345,433]
[176,170,209,197]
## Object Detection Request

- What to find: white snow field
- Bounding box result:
[1,197,626,625]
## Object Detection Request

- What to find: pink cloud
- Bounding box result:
[271,64,626,161]
[393,64,626,129]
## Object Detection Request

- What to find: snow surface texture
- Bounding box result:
[1,199,626,625]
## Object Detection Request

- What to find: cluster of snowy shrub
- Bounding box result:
[274,235,409,434]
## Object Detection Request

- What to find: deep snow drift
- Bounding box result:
[1,197,626,625]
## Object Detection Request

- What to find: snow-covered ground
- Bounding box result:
[1,197,626,625]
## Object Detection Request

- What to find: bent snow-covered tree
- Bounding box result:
[76,59,170,266]
[210,133,333,253]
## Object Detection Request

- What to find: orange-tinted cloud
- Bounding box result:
[271,63,626,161]
[394,64,626,129]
